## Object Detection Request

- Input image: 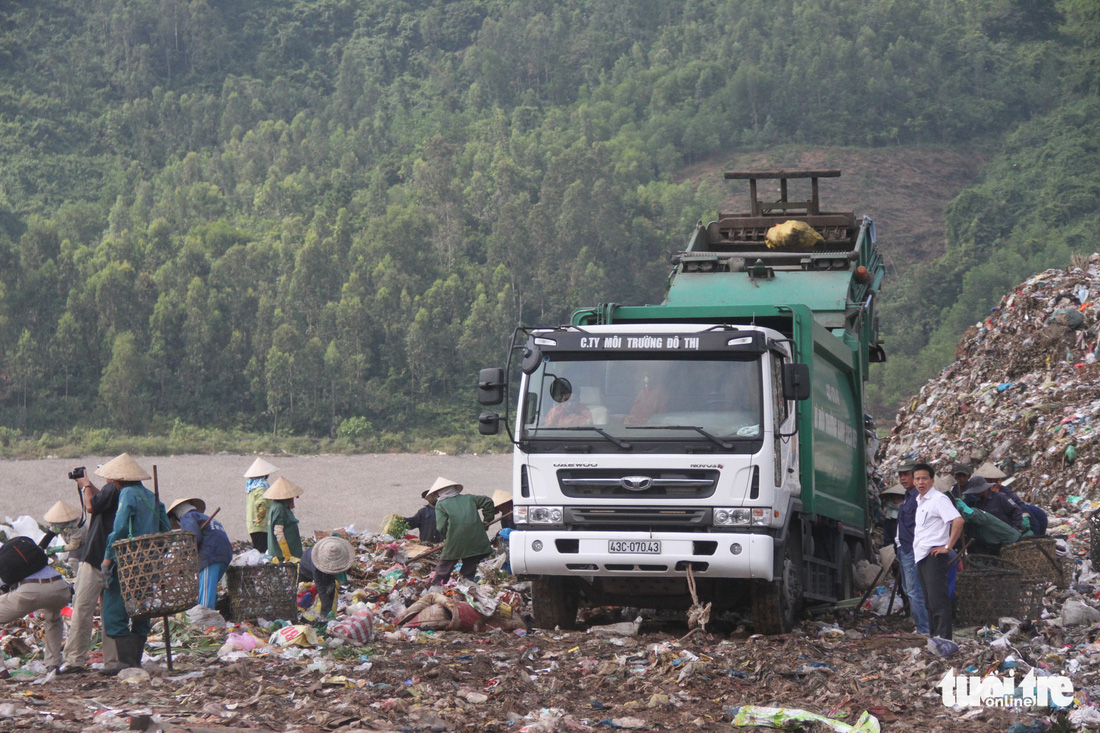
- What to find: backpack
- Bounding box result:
[0,536,49,586]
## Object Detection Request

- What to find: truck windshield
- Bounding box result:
[523,355,763,444]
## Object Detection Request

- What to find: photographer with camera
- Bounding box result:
[57,465,120,675]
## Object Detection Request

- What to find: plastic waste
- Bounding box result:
[269,624,322,648]
[728,705,880,733]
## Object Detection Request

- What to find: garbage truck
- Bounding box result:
[477,170,885,633]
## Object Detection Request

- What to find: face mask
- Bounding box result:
[884,506,899,519]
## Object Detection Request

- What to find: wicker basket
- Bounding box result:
[1002,537,1067,587]
[226,563,299,622]
[955,555,1023,626]
[1003,537,1071,619]
[113,530,198,620]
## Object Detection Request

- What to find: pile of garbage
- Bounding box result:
[872,253,1100,726]
[885,253,1100,503]
[3,516,1100,729]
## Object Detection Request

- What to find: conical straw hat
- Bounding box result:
[312,536,355,574]
[974,461,1007,480]
[424,476,463,498]
[95,453,151,481]
[492,489,513,508]
[167,497,206,517]
[244,457,279,478]
[44,500,82,524]
[263,476,302,500]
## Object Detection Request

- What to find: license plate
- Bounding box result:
[608,540,661,554]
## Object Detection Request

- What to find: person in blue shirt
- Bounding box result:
[168,497,233,611]
[99,453,171,674]
[893,461,930,634]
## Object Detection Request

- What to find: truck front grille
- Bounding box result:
[558,469,718,498]
[565,506,711,530]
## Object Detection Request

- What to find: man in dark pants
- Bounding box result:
[912,463,964,641]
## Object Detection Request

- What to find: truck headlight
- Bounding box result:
[515,506,563,525]
[714,508,751,526]
[713,508,771,527]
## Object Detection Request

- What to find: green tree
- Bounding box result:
[99,331,152,429]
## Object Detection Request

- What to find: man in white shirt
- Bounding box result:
[912,463,964,640]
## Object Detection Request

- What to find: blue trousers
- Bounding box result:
[198,563,227,610]
[896,546,930,634]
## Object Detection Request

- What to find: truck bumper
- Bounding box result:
[509,530,776,581]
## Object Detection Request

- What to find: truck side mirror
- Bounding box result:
[478,368,506,405]
[520,346,543,374]
[478,412,501,435]
[782,363,811,401]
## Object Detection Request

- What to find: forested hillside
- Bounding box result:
[0,0,1096,452]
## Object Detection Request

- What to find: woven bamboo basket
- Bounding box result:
[955,555,1023,626]
[1003,537,1070,619]
[226,563,299,622]
[1002,537,1066,587]
[113,530,198,620]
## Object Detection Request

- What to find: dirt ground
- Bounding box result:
[0,455,1071,731]
[0,454,512,541]
[0,612,1033,732]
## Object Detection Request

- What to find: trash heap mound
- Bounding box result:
[885,253,1100,501]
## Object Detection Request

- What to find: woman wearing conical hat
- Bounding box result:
[40,500,86,562]
[264,477,303,562]
[425,477,496,589]
[99,453,171,675]
[244,457,278,553]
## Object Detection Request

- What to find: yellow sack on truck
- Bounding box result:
[765,220,824,250]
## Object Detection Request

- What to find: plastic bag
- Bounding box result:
[380,514,408,537]
[218,632,259,656]
[185,605,226,628]
[269,624,322,648]
[729,705,880,733]
[330,610,375,645]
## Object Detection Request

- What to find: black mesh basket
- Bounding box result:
[954,555,1023,626]
[226,563,299,622]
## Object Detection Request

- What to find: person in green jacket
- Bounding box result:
[264,476,303,562]
[244,457,278,553]
[426,477,496,588]
[98,453,171,674]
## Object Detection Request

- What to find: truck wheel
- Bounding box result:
[752,528,803,634]
[531,577,579,630]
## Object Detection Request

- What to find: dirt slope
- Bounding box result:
[677,146,989,275]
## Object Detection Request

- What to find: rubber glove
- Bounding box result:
[45,546,62,556]
[954,498,974,516]
[1021,514,1032,532]
[278,539,294,562]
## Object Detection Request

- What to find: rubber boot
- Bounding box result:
[99,636,125,676]
[114,635,142,671]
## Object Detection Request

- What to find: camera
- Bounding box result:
[68,466,86,480]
